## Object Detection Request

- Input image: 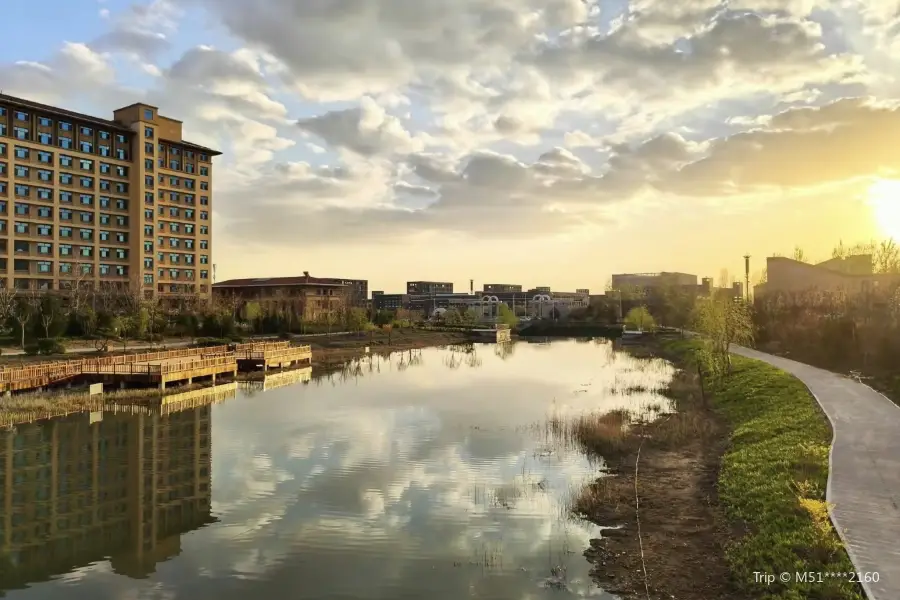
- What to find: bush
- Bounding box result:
[278,332,292,340]
[23,343,40,356]
[37,338,66,355]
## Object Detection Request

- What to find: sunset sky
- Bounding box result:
[2,0,898,293]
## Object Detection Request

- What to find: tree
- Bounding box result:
[39,294,64,338]
[346,307,369,335]
[0,287,17,332]
[792,246,809,263]
[624,306,655,331]
[497,303,518,327]
[11,291,39,349]
[692,295,754,378]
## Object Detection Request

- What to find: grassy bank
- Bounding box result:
[570,337,862,600]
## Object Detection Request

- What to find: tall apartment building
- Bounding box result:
[0,94,220,300]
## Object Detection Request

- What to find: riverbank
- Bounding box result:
[572,337,862,600]
[302,328,470,370]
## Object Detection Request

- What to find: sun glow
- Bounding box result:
[867,179,900,241]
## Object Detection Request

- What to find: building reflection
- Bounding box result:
[0,399,216,591]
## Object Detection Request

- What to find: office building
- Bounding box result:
[0,94,220,299]
[319,277,368,306]
[483,283,522,294]
[407,281,453,295]
[610,272,698,290]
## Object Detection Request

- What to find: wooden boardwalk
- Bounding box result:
[234,341,312,371]
[0,345,238,393]
[732,346,900,600]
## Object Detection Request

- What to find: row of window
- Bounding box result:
[8,170,129,193]
[144,253,209,267]
[1,125,129,161]
[143,137,211,162]
[145,173,208,190]
[1,109,123,139]
[141,237,208,252]
[2,186,129,209]
[13,260,129,276]
[13,241,128,259]
[9,223,128,243]
[8,206,129,226]
[154,268,208,280]
[144,191,209,206]
[143,208,207,221]
[8,148,129,177]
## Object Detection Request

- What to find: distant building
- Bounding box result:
[373,293,407,312]
[532,286,552,294]
[611,272,698,290]
[576,288,590,295]
[319,277,368,306]
[407,281,453,295]
[483,284,523,294]
[212,272,349,321]
[755,255,900,297]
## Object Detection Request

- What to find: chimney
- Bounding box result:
[470,279,474,294]
[303,271,310,283]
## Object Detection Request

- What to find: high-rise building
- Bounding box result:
[0,94,220,300]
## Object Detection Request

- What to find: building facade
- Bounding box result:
[0,94,219,300]
[212,273,350,322]
[610,272,698,290]
[319,277,368,306]
[406,281,453,295]
[483,283,522,294]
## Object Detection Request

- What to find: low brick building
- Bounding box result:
[755,255,900,297]
[212,272,349,322]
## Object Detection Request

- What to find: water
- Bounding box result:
[0,340,674,600]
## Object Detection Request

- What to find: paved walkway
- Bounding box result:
[732,346,900,600]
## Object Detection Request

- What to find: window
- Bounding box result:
[144,241,153,252]
[37,132,52,144]
[116,232,127,243]
[80,177,93,188]
[38,117,51,126]
[59,192,72,203]
[59,209,72,220]
[60,262,72,274]
[169,223,180,233]
[170,160,180,170]
[144,209,153,220]
[37,239,52,252]
[169,176,178,186]
[200,226,208,235]
[200,255,209,264]
[0,143,6,156]
[144,225,153,235]
[116,265,127,276]
[80,246,93,257]
[14,166,27,178]
[99,196,110,208]
[37,151,52,163]
[37,170,52,182]
[171,147,180,156]
[36,188,52,201]
[60,227,72,238]
[185,224,194,234]
[60,244,72,256]
[169,269,179,279]
[14,222,28,234]
[37,225,51,237]
[37,261,52,274]
[169,207,179,217]
[184,194,194,204]
[59,173,73,185]
[116,133,126,143]
[79,194,93,206]
[99,162,110,174]
[144,258,153,268]
[185,254,194,265]
[79,228,93,240]
[144,274,153,284]
[14,184,29,197]
[200,211,208,220]
[14,111,28,121]
[158,157,164,168]
[115,165,127,177]
[144,192,154,204]
[116,215,127,226]
[200,270,209,279]
[145,158,153,170]
[80,126,92,136]
[37,207,51,218]
[144,175,154,187]
[13,127,28,140]
[116,248,127,259]
[99,180,110,191]
[169,253,180,263]
[115,182,127,193]
[99,264,110,275]
[14,203,28,215]
[200,196,209,205]
[144,126,153,138]
[80,213,93,224]
[185,163,194,174]
[14,146,28,159]
[169,238,179,248]
[79,141,93,153]
[60,154,73,167]
[59,136,72,149]
[184,179,195,189]
[145,141,154,154]
[115,148,126,160]
[99,231,109,241]
[169,192,178,201]
[115,198,127,210]
[99,145,110,157]
[157,252,165,262]
[144,108,154,120]
[80,159,93,171]
[100,130,110,140]
[100,214,110,225]
[59,121,72,131]
[100,248,110,259]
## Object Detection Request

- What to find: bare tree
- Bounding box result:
[39,294,64,338]
[11,290,40,349]
[0,287,17,329]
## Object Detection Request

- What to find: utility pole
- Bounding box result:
[743,255,750,302]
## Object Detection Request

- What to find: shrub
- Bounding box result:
[195,337,230,347]
[23,343,40,356]
[37,338,66,355]
[278,332,292,340]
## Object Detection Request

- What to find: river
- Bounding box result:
[0,340,674,600]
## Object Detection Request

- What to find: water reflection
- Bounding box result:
[0,340,674,600]
[0,400,215,591]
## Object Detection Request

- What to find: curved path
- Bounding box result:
[731,346,900,600]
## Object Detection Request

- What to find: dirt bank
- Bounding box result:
[302,328,470,370]
[573,343,740,600]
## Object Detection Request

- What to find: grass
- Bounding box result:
[665,339,863,600]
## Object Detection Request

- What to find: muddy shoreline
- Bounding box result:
[576,337,745,600]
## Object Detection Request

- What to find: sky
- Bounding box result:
[2,0,899,293]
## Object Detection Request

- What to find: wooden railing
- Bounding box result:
[233,341,291,353]
[236,345,311,361]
